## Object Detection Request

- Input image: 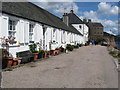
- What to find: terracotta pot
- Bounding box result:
[6,57,13,68]
[50,50,54,56]
[43,53,47,58]
[33,53,39,61]
[18,59,21,65]
[12,58,18,66]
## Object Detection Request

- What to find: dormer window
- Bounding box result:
[79,25,82,29]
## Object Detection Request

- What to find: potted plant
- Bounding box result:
[16,57,22,65]
[12,58,18,66]
[43,51,47,58]
[33,51,39,61]
[55,48,61,54]
[1,49,14,68]
[0,36,16,68]
[29,43,39,61]
[60,46,65,53]
[38,50,45,59]
[66,44,74,51]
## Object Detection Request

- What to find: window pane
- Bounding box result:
[13,21,15,25]
[13,25,15,30]
[9,20,12,25]
[10,26,12,30]
[9,31,12,36]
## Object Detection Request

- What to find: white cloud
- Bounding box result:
[83,10,98,20]
[103,20,117,27]
[28,0,73,2]
[98,2,118,16]
[82,2,118,19]
[30,1,118,35]
[81,2,118,35]
[33,2,79,15]
[105,30,116,35]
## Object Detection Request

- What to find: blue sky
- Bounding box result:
[30,1,119,35]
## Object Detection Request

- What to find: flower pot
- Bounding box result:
[43,53,47,58]
[18,59,21,65]
[6,57,13,68]
[47,52,50,57]
[13,58,18,66]
[38,53,43,59]
[33,53,39,61]
[50,50,54,56]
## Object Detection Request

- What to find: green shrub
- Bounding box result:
[38,50,45,54]
[86,41,90,45]
[85,43,89,46]
[5,68,13,71]
[98,42,102,45]
[29,43,38,53]
[66,44,74,51]
[117,53,120,58]
[78,44,82,47]
[60,46,65,52]
[109,51,117,55]
[74,45,79,48]
[0,49,9,58]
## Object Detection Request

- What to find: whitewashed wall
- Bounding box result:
[0,13,86,58]
[0,14,1,34]
[72,24,89,44]
[0,14,43,57]
[1,15,8,38]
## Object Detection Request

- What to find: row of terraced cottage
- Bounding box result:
[0,2,103,58]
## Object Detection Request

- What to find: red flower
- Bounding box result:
[8,35,12,39]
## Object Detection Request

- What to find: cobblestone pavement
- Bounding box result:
[1,45,118,88]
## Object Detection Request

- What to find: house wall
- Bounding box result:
[89,26,104,40]
[72,24,89,44]
[0,13,83,58]
[0,15,2,48]
[0,14,43,57]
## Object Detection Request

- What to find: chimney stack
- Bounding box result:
[83,18,87,23]
[88,19,91,23]
[62,13,69,26]
[70,10,74,13]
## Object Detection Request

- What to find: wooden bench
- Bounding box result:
[16,50,34,64]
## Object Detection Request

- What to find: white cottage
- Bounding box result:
[62,10,89,44]
[0,2,84,58]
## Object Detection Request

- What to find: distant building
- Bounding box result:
[83,19,104,41]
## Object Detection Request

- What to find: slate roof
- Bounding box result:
[67,12,84,24]
[2,2,82,35]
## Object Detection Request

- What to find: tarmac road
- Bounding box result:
[1,45,118,88]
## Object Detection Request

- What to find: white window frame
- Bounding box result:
[8,20,16,36]
[8,19,17,42]
[29,24,34,42]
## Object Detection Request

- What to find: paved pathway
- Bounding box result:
[1,45,118,88]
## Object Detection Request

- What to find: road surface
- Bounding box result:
[1,45,118,88]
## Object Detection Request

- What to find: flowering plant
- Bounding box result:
[0,35,16,49]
